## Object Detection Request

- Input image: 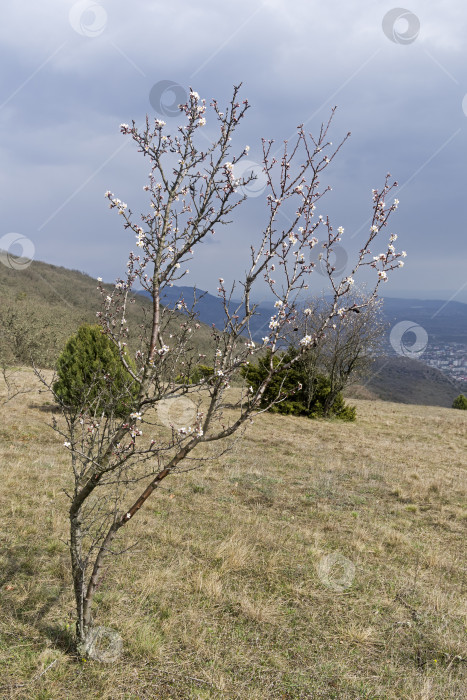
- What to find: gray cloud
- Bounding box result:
[1,0,466,302]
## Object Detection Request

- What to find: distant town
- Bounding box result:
[423,343,467,383]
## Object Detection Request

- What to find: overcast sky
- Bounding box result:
[1,0,467,304]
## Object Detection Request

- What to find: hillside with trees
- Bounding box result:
[1,258,464,408]
[0,259,215,368]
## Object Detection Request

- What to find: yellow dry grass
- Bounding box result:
[0,368,466,699]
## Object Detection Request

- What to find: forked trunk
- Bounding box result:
[70,505,122,656]
[69,465,173,656]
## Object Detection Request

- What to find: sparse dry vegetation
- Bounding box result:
[0,369,465,699]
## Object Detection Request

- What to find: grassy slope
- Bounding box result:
[0,370,466,699]
[0,259,215,365]
[355,357,467,409]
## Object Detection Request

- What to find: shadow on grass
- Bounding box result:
[28,402,60,413]
[41,624,76,654]
[1,550,34,585]
[2,545,75,654]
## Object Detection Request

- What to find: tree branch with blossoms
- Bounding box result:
[38,85,406,656]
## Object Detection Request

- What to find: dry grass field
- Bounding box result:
[0,368,466,699]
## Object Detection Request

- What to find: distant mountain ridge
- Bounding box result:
[139,285,467,345]
[137,284,467,407]
[1,258,465,408]
[380,297,467,344]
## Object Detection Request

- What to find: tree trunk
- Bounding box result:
[69,506,89,650]
[70,464,174,655]
[82,522,121,634]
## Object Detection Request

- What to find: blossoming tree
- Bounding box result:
[286,288,388,416]
[45,85,405,656]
